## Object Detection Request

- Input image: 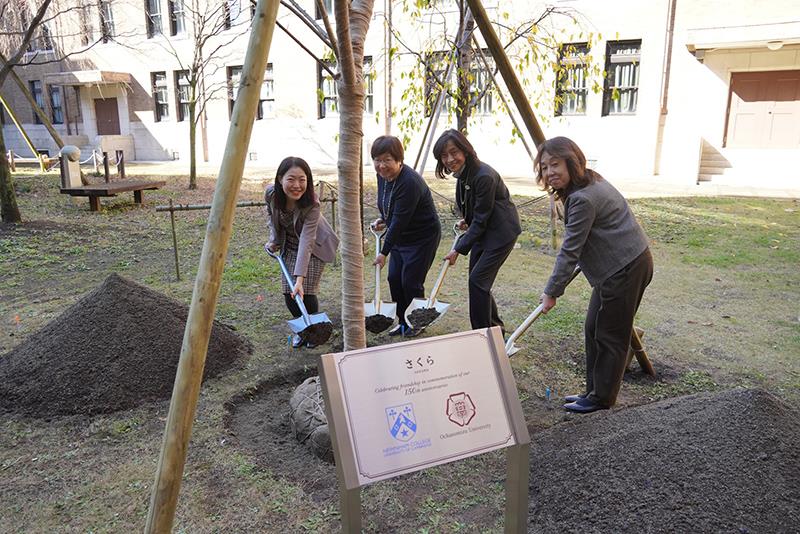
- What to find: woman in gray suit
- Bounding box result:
[433,129,521,334]
[265,156,339,348]
[536,137,653,413]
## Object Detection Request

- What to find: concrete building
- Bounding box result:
[2,0,799,191]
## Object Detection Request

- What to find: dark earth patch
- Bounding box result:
[364,314,394,333]
[0,273,251,417]
[408,307,441,329]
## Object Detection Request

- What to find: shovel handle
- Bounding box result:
[372,228,386,313]
[427,259,450,307]
[266,248,312,326]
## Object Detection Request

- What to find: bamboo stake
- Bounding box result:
[0,92,38,158]
[144,0,281,531]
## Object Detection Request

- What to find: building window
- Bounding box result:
[424,51,449,117]
[146,0,163,37]
[317,60,337,119]
[29,80,44,124]
[99,0,115,42]
[169,0,185,35]
[363,56,374,114]
[602,40,641,116]
[555,42,589,116]
[152,72,169,121]
[315,0,332,19]
[227,65,242,117]
[470,49,493,115]
[49,86,64,124]
[257,63,274,120]
[224,0,242,30]
[175,70,190,121]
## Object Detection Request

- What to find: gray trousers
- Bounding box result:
[585,248,653,407]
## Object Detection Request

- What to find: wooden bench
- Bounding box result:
[61,180,166,212]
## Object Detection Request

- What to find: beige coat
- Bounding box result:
[265,186,339,277]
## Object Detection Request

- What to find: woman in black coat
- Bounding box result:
[432,129,521,334]
[371,136,441,336]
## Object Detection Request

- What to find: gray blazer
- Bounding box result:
[265,185,339,277]
[544,178,649,297]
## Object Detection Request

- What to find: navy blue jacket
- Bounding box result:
[377,164,440,255]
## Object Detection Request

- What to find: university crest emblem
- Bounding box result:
[446,392,476,427]
[386,403,417,442]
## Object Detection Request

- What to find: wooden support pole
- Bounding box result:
[169,199,181,282]
[465,0,546,147]
[0,92,39,158]
[102,152,110,183]
[144,0,281,531]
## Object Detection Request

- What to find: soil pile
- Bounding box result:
[408,307,440,329]
[365,314,394,333]
[0,273,251,417]
[529,388,800,533]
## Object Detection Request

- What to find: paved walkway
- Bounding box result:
[126,160,799,200]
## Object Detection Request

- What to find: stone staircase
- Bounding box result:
[697,141,799,187]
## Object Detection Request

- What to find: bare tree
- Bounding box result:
[333,0,374,351]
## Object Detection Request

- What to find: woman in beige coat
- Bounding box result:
[265,157,339,348]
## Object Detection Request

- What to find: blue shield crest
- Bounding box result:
[386,403,417,442]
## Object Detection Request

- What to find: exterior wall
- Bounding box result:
[3,0,799,190]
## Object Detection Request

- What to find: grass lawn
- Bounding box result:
[1,168,798,532]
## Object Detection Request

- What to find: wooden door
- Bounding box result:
[726,71,800,148]
[94,98,120,135]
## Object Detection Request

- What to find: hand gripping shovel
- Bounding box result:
[505,267,582,357]
[404,223,464,330]
[267,248,333,346]
[364,227,397,333]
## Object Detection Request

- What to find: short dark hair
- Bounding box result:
[371,135,404,162]
[432,129,479,179]
[534,136,600,199]
[270,156,315,211]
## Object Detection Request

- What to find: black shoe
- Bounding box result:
[563,397,607,414]
[564,393,588,403]
[402,326,423,338]
[305,340,316,349]
[292,334,305,349]
[388,324,406,336]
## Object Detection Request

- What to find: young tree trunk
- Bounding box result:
[335,0,374,351]
[0,126,22,223]
[189,104,197,190]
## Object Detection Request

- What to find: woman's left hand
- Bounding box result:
[444,249,460,266]
[540,293,557,313]
[373,254,386,268]
[292,277,305,299]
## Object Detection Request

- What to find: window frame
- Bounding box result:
[555,42,589,117]
[175,70,191,122]
[151,71,169,122]
[29,80,44,124]
[99,0,115,43]
[146,0,163,38]
[227,65,243,118]
[363,56,374,114]
[168,0,186,35]
[48,85,64,124]
[602,39,641,116]
[257,63,275,120]
[317,60,338,119]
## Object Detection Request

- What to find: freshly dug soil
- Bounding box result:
[529,388,800,533]
[300,321,333,346]
[365,314,394,333]
[0,273,251,417]
[407,307,440,329]
[228,383,799,531]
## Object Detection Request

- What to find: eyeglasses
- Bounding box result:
[373,157,396,166]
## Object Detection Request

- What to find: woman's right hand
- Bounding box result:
[265,242,280,253]
[371,218,386,232]
[457,219,468,231]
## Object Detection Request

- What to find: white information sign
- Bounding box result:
[325,329,516,487]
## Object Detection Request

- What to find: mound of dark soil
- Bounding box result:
[408,307,440,329]
[0,273,251,417]
[365,314,394,333]
[529,388,800,533]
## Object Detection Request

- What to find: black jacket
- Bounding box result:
[377,164,441,255]
[454,161,521,254]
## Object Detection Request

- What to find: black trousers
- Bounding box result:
[284,293,319,318]
[585,248,654,407]
[467,239,516,333]
[387,230,441,326]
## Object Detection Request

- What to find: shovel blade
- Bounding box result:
[364,302,397,319]
[288,312,331,333]
[505,342,521,357]
[404,299,450,328]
